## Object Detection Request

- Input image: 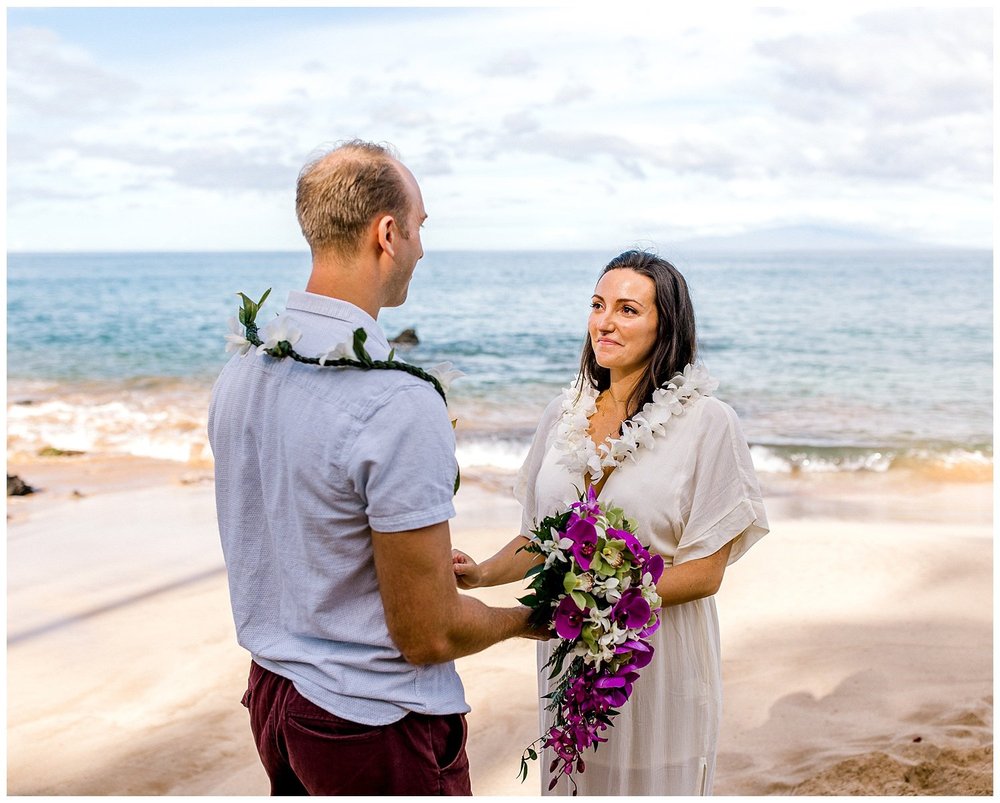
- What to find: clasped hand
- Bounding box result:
[451,548,551,640]
[451,548,482,590]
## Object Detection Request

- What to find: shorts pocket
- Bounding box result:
[433,714,471,795]
[285,681,384,740]
[241,662,263,707]
[435,713,468,771]
[286,713,384,741]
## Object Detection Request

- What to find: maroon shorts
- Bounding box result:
[241,661,473,796]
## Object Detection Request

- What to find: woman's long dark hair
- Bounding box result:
[578,250,697,420]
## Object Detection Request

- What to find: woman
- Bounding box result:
[453,250,768,795]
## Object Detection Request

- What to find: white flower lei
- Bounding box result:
[554,364,719,484]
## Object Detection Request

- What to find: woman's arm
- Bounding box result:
[655,539,733,606]
[452,535,543,589]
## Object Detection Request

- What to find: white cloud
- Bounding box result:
[5,7,993,251]
[7,26,140,121]
[479,49,540,77]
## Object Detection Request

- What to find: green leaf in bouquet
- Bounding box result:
[527,607,552,630]
[546,642,575,678]
[523,562,546,579]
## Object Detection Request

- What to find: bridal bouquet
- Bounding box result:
[517,487,664,793]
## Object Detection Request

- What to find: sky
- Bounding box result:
[5,5,994,252]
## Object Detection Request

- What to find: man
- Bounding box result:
[209,140,541,795]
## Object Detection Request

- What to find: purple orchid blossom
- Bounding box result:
[564,516,598,571]
[554,596,588,640]
[645,553,665,584]
[569,484,602,519]
[594,667,641,708]
[607,526,650,564]
[612,587,651,629]
[617,639,655,670]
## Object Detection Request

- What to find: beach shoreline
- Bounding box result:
[6,455,993,795]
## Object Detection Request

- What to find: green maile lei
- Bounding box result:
[228,289,461,493]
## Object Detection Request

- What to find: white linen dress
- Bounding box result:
[515,389,768,796]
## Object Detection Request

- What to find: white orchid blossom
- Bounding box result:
[427,361,465,393]
[598,621,629,648]
[256,315,303,354]
[591,575,621,598]
[542,534,574,569]
[319,341,355,365]
[544,550,564,570]
[224,317,252,356]
[642,583,663,607]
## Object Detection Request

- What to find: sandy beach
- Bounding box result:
[6,456,992,795]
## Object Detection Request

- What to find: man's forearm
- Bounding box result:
[373,522,545,665]
[438,596,536,661]
[405,597,536,664]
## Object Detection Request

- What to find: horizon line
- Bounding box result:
[7,244,992,256]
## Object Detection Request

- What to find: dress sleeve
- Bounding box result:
[674,398,769,566]
[513,395,564,538]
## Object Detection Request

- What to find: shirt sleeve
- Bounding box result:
[513,395,564,538]
[347,383,458,533]
[674,398,769,566]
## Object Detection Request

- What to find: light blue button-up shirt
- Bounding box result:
[209,291,468,725]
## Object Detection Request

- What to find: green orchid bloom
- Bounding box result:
[590,537,628,575]
[562,571,595,595]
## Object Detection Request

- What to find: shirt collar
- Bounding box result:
[285,290,391,353]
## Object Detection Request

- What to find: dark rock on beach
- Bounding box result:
[389,328,420,346]
[7,475,35,496]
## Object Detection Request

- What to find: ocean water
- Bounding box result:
[6,249,993,476]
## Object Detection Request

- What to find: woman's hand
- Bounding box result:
[452,549,483,589]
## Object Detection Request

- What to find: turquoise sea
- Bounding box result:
[6,249,993,476]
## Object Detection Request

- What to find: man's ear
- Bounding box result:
[376,214,396,258]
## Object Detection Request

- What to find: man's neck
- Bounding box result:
[305,257,382,320]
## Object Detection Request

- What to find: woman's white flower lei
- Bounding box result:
[554,364,719,484]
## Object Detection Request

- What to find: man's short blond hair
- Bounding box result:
[295,140,411,256]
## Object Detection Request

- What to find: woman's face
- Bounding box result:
[588,268,659,377]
